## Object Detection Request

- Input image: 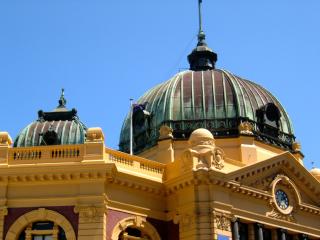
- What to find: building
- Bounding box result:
[1,1,320,240]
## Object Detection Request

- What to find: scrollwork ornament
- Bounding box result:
[266,208,296,222]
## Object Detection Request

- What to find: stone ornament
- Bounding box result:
[159,125,173,140]
[266,174,300,222]
[86,127,104,142]
[0,132,12,145]
[0,206,7,217]
[181,128,225,171]
[238,121,254,135]
[212,211,231,231]
[292,141,301,152]
[74,205,106,223]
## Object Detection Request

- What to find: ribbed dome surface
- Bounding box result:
[14,91,87,147]
[14,119,87,147]
[119,69,294,153]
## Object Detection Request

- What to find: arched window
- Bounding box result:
[17,221,66,240]
[118,227,151,240]
[5,208,76,240]
[111,216,161,240]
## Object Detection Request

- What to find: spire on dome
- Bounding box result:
[197,0,206,46]
[188,0,218,71]
[57,88,67,109]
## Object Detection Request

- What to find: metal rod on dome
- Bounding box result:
[129,98,134,155]
[198,0,203,34]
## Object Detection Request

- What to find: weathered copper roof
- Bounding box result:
[14,91,87,147]
[14,119,87,147]
[119,69,294,153]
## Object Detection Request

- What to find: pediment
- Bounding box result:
[226,152,320,207]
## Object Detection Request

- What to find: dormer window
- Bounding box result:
[256,103,281,137]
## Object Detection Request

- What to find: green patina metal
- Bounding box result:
[119,69,295,154]
[14,90,87,147]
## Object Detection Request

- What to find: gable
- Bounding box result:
[226,152,320,208]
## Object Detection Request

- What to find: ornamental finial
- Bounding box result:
[188,0,218,71]
[58,88,67,108]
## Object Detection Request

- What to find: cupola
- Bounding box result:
[14,89,87,147]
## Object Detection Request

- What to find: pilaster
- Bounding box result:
[0,207,8,240]
[74,204,106,240]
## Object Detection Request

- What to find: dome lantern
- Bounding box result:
[187,0,218,71]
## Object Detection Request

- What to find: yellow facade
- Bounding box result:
[0,123,319,239]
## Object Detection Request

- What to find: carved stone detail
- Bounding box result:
[74,205,105,223]
[0,207,7,217]
[159,125,173,140]
[238,121,254,135]
[86,127,104,142]
[0,132,12,145]
[292,141,301,152]
[212,211,231,231]
[266,174,299,222]
[213,147,225,170]
[266,207,295,222]
[181,129,225,171]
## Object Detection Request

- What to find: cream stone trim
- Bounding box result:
[5,208,76,240]
[111,216,161,240]
[74,204,106,223]
[112,179,164,196]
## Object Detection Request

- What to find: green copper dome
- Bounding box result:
[14,90,87,147]
[119,69,295,154]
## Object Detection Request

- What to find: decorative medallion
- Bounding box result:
[266,174,299,222]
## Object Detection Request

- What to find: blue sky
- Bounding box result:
[1,1,320,169]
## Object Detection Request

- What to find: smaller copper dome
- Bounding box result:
[14,91,87,147]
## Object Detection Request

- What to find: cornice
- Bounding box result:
[0,166,116,184]
[111,177,165,196]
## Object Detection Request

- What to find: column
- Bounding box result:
[299,234,308,240]
[279,229,287,240]
[256,223,264,240]
[232,219,240,240]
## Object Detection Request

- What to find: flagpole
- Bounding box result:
[129,98,134,155]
